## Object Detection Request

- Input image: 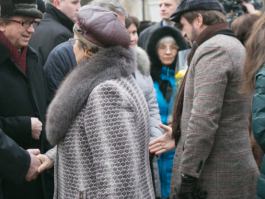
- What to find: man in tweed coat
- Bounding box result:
[150,0,259,198]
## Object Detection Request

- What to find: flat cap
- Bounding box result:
[171,0,225,23]
[76,5,130,48]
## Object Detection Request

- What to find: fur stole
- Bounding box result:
[46,46,136,145]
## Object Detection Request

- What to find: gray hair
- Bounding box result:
[89,0,127,16]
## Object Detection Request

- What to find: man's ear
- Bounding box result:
[53,0,61,8]
[194,13,204,28]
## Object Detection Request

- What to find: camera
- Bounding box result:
[219,0,263,22]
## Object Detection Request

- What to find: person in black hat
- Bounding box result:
[149,0,259,198]
[0,0,53,198]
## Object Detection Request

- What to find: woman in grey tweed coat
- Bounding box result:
[39,5,155,199]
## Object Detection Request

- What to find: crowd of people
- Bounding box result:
[1,0,265,198]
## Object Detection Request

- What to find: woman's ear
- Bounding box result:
[84,49,93,59]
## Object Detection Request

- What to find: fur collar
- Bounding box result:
[46,46,136,145]
[135,46,150,76]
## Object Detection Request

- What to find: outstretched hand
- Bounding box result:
[149,124,175,155]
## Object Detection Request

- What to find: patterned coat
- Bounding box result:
[46,46,155,199]
[171,34,259,199]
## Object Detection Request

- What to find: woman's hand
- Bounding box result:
[37,154,54,173]
[149,124,175,155]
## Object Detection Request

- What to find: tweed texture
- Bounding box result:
[46,46,154,199]
[170,34,259,199]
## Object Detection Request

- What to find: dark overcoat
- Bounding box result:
[0,129,30,199]
[0,43,53,199]
[29,3,74,66]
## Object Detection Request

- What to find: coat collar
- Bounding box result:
[0,43,10,64]
[46,46,136,145]
[0,42,38,76]
[45,3,74,32]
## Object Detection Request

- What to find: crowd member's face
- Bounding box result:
[0,16,38,48]
[55,0,81,22]
[127,23,138,48]
[157,37,178,66]
[179,15,203,44]
[159,0,178,20]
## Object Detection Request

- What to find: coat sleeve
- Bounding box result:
[0,116,32,143]
[145,76,163,138]
[0,128,30,183]
[44,42,76,102]
[252,70,265,152]
[180,46,229,178]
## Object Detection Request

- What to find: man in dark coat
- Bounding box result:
[30,0,80,66]
[138,0,180,50]
[0,129,41,199]
[0,0,53,198]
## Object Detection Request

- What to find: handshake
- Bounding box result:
[25,149,53,181]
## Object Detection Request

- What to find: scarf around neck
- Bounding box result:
[0,32,28,74]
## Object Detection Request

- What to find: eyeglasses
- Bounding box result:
[158,45,178,53]
[7,19,40,29]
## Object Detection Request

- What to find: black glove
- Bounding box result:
[178,173,197,199]
[177,173,207,199]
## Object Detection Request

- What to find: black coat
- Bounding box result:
[30,3,74,66]
[0,129,30,199]
[0,44,53,199]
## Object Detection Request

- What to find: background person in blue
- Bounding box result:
[147,26,188,199]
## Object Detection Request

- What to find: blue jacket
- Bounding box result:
[252,65,265,199]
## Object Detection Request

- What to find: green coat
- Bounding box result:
[252,65,265,199]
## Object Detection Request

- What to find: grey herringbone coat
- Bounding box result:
[46,46,155,199]
[170,34,259,199]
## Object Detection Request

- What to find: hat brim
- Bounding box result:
[170,11,183,23]
[14,9,43,19]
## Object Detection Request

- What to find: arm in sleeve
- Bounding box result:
[145,76,163,138]
[44,41,76,102]
[181,47,229,178]
[45,146,57,162]
[0,128,30,183]
[252,71,265,152]
[0,116,31,143]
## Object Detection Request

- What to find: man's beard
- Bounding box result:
[190,25,199,44]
